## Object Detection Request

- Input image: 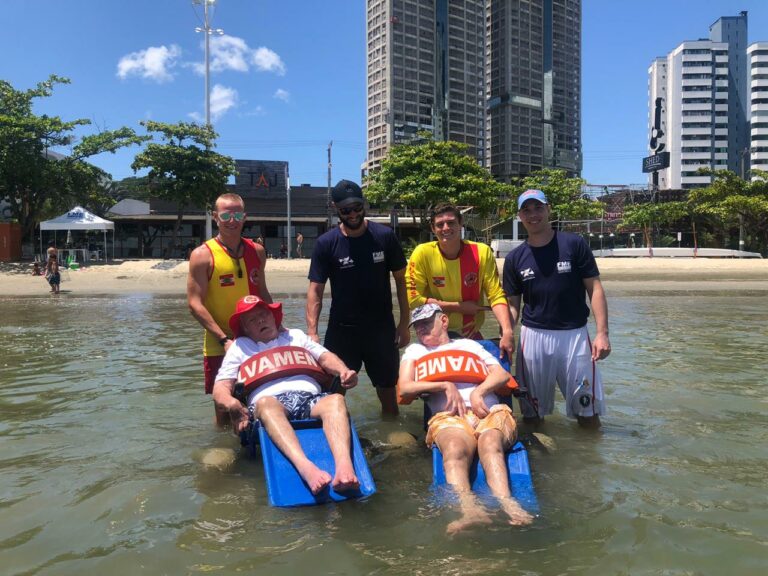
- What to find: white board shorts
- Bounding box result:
[515,325,605,419]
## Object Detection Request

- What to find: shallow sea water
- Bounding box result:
[1,289,766,575]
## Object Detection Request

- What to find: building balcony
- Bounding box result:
[751,78,768,89]
[681,127,712,135]
[681,152,712,160]
[751,126,768,136]
[714,153,728,160]
[682,78,713,87]
[750,54,768,64]
[715,104,729,112]
[751,103,768,113]
[715,128,728,137]
[681,175,713,184]
[682,103,713,111]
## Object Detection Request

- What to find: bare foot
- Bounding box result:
[296,462,332,495]
[500,497,534,526]
[446,509,492,536]
[331,464,360,492]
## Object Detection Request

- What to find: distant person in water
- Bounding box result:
[213,295,360,495]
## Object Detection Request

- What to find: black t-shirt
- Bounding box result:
[308,221,407,325]
[502,231,599,330]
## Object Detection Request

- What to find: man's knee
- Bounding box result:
[477,429,505,457]
[315,393,348,418]
[253,395,284,419]
[438,433,475,463]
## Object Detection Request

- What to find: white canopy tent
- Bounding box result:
[39,206,115,262]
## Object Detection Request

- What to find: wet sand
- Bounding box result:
[2,257,767,296]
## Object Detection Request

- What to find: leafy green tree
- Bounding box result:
[688,169,768,253]
[365,134,514,235]
[0,75,147,240]
[511,168,602,224]
[131,121,236,256]
[620,201,687,249]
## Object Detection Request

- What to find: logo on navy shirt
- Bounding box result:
[372,251,385,263]
[338,256,354,269]
[557,261,572,274]
[520,267,535,281]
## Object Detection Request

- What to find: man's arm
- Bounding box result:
[397,358,466,416]
[468,364,512,418]
[187,245,230,345]
[254,243,273,303]
[317,350,358,389]
[507,293,522,327]
[212,378,250,433]
[392,267,410,348]
[491,303,515,360]
[306,281,326,343]
[583,276,611,361]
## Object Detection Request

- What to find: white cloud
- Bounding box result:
[273,89,290,102]
[253,47,286,75]
[210,84,239,121]
[209,35,250,73]
[244,106,266,117]
[190,35,286,76]
[117,45,181,82]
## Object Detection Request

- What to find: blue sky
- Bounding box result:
[3,0,768,188]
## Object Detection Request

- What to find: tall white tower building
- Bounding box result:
[647,13,748,190]
[748,42,768,177]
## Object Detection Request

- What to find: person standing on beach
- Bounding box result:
[406,202,515,360]
[295,232,304,258]
[306,179,410,416]
[503,190,611,428]
[187,192,272,425]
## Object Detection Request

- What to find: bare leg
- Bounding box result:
[477,431,533,526]
[310,394,359,492]
[435,428,492,536]
[255,396,332,494]
[376,387,399,418]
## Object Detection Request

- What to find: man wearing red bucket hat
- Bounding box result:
[212,295,360,495]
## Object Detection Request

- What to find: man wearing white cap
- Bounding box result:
[503,190,611,428]
[399,303,533,534]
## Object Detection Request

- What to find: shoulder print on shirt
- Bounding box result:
[520,267,535,281]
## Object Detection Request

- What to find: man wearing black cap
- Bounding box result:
[306,179,410,416]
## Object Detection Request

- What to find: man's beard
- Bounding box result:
[338,210,365,230]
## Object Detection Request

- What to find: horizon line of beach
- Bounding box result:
[1,257,767,297]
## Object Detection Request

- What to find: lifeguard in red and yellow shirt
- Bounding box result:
[187,192,272,424]
[406,203,515,359]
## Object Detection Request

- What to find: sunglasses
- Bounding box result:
[217,211,246,222]
[338,204,364,216]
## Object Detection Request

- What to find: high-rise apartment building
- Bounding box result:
[748,42,768,176]
[485,0,582,181]
[365,0,582,181]
[365,0,486,173]
[647,12,749,189]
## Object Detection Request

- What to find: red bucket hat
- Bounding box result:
[228,295,283,338]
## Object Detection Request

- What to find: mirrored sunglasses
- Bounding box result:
[338,204,364,216]
[218,211,246,222]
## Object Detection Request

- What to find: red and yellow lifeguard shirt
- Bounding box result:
[202,237,262,356]
[406,240,506,337]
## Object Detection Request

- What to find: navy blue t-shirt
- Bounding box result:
[502,231,599,330]
[308,221,407,325]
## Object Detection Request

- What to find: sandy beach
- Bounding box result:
[2,256,767,296]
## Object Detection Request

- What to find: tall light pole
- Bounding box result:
[194,0,223,239]
[327,140,333,229]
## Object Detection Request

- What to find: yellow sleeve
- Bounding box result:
[406,244,430,310]
[479,243,507,307]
